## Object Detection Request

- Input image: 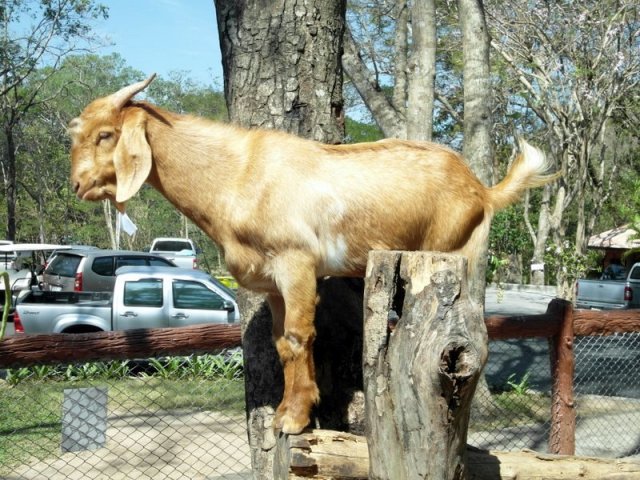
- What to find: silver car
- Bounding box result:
[42,249,176,292]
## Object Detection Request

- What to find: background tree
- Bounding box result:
[458,0,494,302]
[0,0,107,240]
[344,0,437,139]
[487,0,640,292]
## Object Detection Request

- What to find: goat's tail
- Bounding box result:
[488,139,559,212]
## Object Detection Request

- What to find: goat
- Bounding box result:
[69,74,557,434]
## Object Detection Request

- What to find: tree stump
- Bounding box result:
[363,251,488,479]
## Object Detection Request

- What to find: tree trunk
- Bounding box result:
[391,0,409,114]
[406,0,436,141]
[343,27,405,138]
[2,126,18,240]
[458,0,493,306]
[103,200,117,249]
[216,0,345,143]
[214,2,354,478]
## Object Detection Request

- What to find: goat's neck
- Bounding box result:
[144,113,246,244]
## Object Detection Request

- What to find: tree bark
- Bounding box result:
[391,0,409,114]
[406,0,436,141]
[215,0,345,143]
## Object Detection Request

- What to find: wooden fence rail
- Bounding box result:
[0,323,242,368]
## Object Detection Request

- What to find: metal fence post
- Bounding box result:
[548,299,576,455]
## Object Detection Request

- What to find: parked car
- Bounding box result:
[42,249,177,292]
[575,262,640,309]
[148,237,199,269]
[16,266,239,334]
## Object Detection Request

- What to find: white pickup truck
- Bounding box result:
[149,237,199,270]
[15,266,239,334]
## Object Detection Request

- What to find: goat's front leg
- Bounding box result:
[268,255,319,434]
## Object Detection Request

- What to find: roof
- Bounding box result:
[587,225,640,250]
[0,243,71,253]
[116,265,207,279]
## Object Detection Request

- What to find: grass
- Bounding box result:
[470,390,551,432]
[0,355,245,474]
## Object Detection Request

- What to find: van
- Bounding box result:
[42,249,177,292]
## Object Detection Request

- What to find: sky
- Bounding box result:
[97,0,224,87]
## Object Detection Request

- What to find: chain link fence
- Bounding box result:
[469,332,640,458]
[0,350,251,479]
[2,332,639,478]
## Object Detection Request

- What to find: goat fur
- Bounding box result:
[69,74,557,434]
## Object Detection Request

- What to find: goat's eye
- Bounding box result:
[97,131,113,143]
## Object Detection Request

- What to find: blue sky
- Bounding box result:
[97,0,223,87]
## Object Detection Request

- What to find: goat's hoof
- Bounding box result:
[274,405,309,435]
[278,413,308,435]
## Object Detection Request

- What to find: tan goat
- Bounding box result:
[69,74,557,434]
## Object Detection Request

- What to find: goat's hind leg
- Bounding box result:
[268,259,319,434]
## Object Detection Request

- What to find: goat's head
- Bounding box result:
[69,74,157,210]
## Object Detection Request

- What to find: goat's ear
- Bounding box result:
[114,109,152,203]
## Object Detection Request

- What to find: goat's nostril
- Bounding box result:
[72,181,80,193]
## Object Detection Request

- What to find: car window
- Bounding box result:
[92,257,114,276]
[149,257,175,267]
[172,280,226,310]
[116,257,148,270]
[123,279,163,307]
[46,254,82,278]
[154,240,193,252]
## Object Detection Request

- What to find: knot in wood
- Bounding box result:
[431,270,460,307]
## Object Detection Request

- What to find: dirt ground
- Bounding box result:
[4,411,252,480]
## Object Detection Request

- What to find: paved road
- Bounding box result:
[484,284,640,398]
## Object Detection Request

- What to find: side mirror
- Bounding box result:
[222,300,235,312]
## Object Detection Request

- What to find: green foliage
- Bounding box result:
[345,117,383,143]
[0,53,228,268]
[487,204,532,283]
[489,205,531,256]
[506,372,531,396]
[5,353,243,386]
[544,241,600,285]
[486,254,509,284]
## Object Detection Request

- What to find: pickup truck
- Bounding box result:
[15,266,239,334]
[575,262,640,310]
[149,237,199,269]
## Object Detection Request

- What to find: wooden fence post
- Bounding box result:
[548,298,576,455]
[363,251,488,479]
